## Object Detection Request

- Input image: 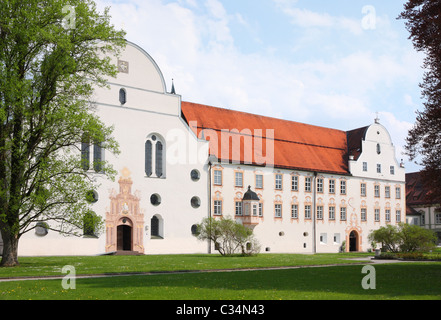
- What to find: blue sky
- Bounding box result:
[95,0,425,173]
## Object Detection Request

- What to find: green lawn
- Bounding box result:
[0,253,440,301]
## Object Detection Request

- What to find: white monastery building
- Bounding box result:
[18,41,406,256]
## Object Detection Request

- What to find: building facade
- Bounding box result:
[406,172,441,244]
[16,41,406,256]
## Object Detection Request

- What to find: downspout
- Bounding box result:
[312,171,317,254]
[207,160,212,254]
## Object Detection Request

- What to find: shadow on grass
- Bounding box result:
[32,263,441,300]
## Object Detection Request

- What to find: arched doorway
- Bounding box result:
[349,230,358,252]
[117,225,132,251]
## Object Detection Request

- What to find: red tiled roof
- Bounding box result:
[406,172,440,206]
[181,101,350,175]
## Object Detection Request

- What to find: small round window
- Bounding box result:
[35,222,49,237]
[191,196,201,208]
[191,169,200,181]
[150,193,161,206]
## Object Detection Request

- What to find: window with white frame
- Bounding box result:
[340,207,346,221]
[275,204,282,218]
[329,206,335,220]
[275,174,282,190]
[340,180,346,195]
[258,203,263,217]
[317,206,323,220]
[305,177,311,192]
[291,204,298,219]
[362,162,368,172]
[305,205,311,219]
[235,201,243,216]
[375,209,380,221]
[374,185,380,197]
[317,178,323,193]
[256,174,263,189]
[361,208,367,221]
[235,172,243,187]
[396,210,402,223]
[320,233,327,244]
[214,170,222,185]
[291,175,298,191]
[385,186,390,198]
[385,209,391,222]
[329,180,335,194]
[361,183,366,197]
[395,187,401,199]
[214,200,222,215]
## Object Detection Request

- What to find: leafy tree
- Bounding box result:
[369,223,437,253]
[0,0,125,266]
[368,225,401,253]
[399,0,441,196]
[194,217,260,256]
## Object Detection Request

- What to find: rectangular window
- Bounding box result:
[258,203,263,217]
[385,209,391,222]
[340,180,346,195]
[275,204,282,218]
[375,209,380,222]
[275,174,283,190]
[361,183,366,197]
[214,200,222,216]
[361,208,367,221]
[256,174,263,189]
[305,205,311,219]
[235,201,243,216]
[235,172,243,187]
[374,185,380,197]
[291,175,298,191]
[252,204,257,216]
[317,206,323,220]
[334,233,340,244]
[377,164,381,173]
[305,177,311,192]
[340,207,346,221]
[396,210,402,223]
[385,186,390,198]
[390,166,395,175]
[214,170,222,185]
[291,204,298,219]
[329,180,335,194]
[363,162,368,172]
[329,206,335,220]
[396,187,401,199]
[320,233,327,244]
[317,178,323,193]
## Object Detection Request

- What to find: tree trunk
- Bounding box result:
[0,231,19,267]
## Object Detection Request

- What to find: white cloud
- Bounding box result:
[94,0,422,171]
[273,0,362,35]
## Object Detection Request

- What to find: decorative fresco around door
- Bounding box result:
[106,168,145,253]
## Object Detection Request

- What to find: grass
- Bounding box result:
[0,253,440,301]
[0,252,371,278]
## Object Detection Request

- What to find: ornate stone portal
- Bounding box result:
[106,168,145,253]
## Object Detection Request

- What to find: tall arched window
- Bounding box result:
[119,88,127,105]
[81,133,90,171]
[145,134,166,178]
[145,140,152,177]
